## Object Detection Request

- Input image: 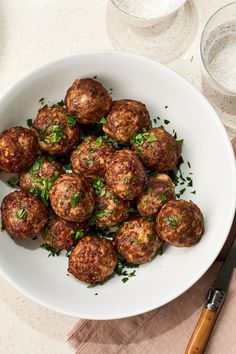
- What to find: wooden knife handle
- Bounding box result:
[185,308,218,354]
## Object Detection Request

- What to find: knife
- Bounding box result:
[185,233,236,354]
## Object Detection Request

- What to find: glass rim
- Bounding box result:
[110,0,187,21]
[200,2,236,95]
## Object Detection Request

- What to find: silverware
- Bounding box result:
[185,230,236,354]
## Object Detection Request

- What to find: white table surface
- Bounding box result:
[0,1,235,353]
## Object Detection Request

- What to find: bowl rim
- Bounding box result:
[0,50,235,319]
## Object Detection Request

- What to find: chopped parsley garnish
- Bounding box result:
[40,127,47,140]
[66,249,72,257]
[87,158,94,166]
[131,237,138,244]
[109,226,120,233]
[125,190,131,196]
[87,283,96,288]
[147,234,155,240]
[16,208,27,219]
[100,117,107,124]
[29,171,59,205]
[163,216,179,229]
[134,150,143,158]
[7,176,19,188]
[167,143,175,152]
[164,119,170,125]
[63,163,72,172]
[177,139,184,146]
[124,177,130,184]
[67,114,77,126]
[70,193,83,207]
[122,277,129,283]
[39,97,44,103]
[146,135,158,142]
[95,136,103,147]
[188,162,191,168]
[165,106,168,109]
[159,193,167,202]
[57,100,65,107]
[50,125,65,142]
[191,190,196,194]
[31,156,44,172]
[27,119,33,127]
[92,177,105,195]
[156,245,164,255]
[96,210,112,218]
[40,244,61,257]
[130,129,147,145]
[74,230,84,241]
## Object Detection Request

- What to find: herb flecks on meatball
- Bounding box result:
[102,99,151,143]
[105,150,147,200]
[19,156,63,205]
[114,218,162,264]
[65,78,112,124]
[68,236,117,283]
[0,127,39,173]
[1,190,48,239]
[93,177,129,227]
[131,127,181,171]
[42,216,87,250]
[32,105,82,155]
[156,200,204,247]
[71,136,114,181]
[137,173,175,216]
[49,173,95,222]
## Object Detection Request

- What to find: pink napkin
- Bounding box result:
[68,137,236,354]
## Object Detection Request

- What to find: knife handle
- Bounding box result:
[185,307,218,354]
[185,288,225,354]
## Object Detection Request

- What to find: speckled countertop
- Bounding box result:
[0,1,235,353]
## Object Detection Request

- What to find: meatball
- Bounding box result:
[105,150,147,200]
[114,218,162,264]
[68,236,118,283]
[32,105,81,155]
[131,127,181,171]
[102,99,151,143]
[71,136,114,181]
[1,190,48,239]
[41,216,87,250]
[49,173,95,222]
[94,183,129,227]
[65,78,112,124]
[137,173,175,216]
[156,200,204,247]
[19,156,63,203]
[0,126,38,173]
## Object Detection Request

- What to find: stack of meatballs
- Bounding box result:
[0,78,204,285]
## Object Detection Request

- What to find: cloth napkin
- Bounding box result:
[68,137,236,354]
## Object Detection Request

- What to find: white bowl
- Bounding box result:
[0,51,235,320]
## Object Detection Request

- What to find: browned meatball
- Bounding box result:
[68,236,118,283]
[105,150,147,200]
[65,78,112,124]
[71,136,114,181]
[0,126,38,173]
[93,180,129,227]
[156,200,204,247]
[49,173,95,222]
[102,99,151,143]
[41,216,88,250]
[131,127,181,171]
[114,218,162,264]
[1,190,48,239]
[32,105,81,155]
[19,156,63,204]
[137,173,175,216]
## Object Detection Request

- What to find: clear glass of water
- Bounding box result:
[201,3,236,96]
[110,0,187,27]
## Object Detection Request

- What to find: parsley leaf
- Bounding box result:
[146,135,158,142]
[163,216,179,228]
[50,125,65,142]
[70,193,83,207]
[7,176,19,188]
[67,115,77,126]
[95,136,103,147]
[40,244,61,257]
[27,119,33,127]
[16,209,27,219]
[100,117,107,124]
